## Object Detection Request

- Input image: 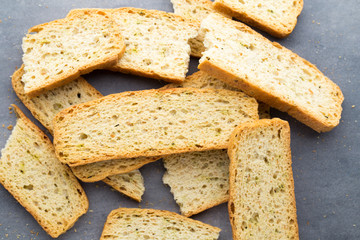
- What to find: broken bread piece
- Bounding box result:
[103,170,144,202]
[100,208,221,239]
[12,66,159,181]
[227,118,298,239]
[22,9,125,97]
[0,105,88,238]
[162,70,270,119]
[213,0,303,38]
[171,0,230,57]
[199,13,343,132]
[53,88,259,166]
[163,150,229,217]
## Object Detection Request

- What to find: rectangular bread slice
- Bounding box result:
[163,150,229,217]
[100,208,220,239]
[22,9,125,97]
[69,8,199,82]
[53,88,259,166]
[227,118,298,239]
[162,70,270,119]
[103,170,144,202]
[12,65,159,181]
[198,13,344,132]
[0,105,88,238]
[171,0,231,57]
[213,0,303,38]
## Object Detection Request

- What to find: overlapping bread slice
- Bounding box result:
[0,105,88,238]
[171,0,230,57]
[163,70,270,119]
[213,0,303,38]
[103,170,144,202]
[163,150,229,217]
[22,9,125,97]
[53,88,259,166]
[199,13,344,132]
[12,66,156,199]
[227,118,298,239]
[100,208,220,239]
[69,8,199,82]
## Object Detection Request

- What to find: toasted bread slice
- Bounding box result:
[227,119,298,239]
[68,8,198,82]
[103,170,144,202]
[100,208,220,239]
[213,0,303,38]
[21,9,125,97]
[53,88,258,166]
[198,14,343,132]
[12,66,159,181]
[162,70,270,119]
[163,150,229,217]
[0,105,88,238]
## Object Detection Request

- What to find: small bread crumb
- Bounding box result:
[352,105,355,108]
[7,125,13,130]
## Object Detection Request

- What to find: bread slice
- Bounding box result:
[12,65,159,181]
[71,157,159,182]
[163,150,229,217]
[12,65,103,134]
[171,0,230,57]
[103,170,144,202]
[227,118,298,239]
[53,88,259,166]
[68,8,198,82]
[0,105,88,238]
[21,9,125,97]
[198,13,344,132]
[213,0,303,38]
[162,70,270,119]
[100,208,221,239]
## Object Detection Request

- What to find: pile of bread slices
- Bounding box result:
[0,0,343,239]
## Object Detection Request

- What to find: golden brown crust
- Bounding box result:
[198,16,343,132]
[1,105,89,238]
[24,9,125,97]
[227,119,298,240]
[53,88,258,166]
[71,157,160,182]
[108,65,184,83]
[213,0,304,38]
[100,208,221,239]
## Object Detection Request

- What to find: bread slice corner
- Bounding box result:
[213,0,304,38]
[103,170,145,202]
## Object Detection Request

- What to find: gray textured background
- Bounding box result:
[0,0,359,239]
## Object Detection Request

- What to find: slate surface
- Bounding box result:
[0,1,359,239]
